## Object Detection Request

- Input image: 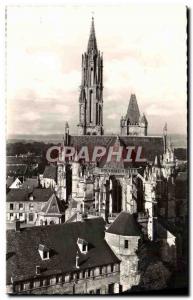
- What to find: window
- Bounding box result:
[19,203,23,210]
[124,240,129,249]
[88,269,91,277]
[23,282,30,290]
[33,280,40,288]
[82,244,87,252]
[70,273,73,282]
[43,251,49,259]
[10,203,13,210]
[99,267,102,275]
[111,264,114,273]
[108,283,114,294]
[42,279,47,286]
[29,203,34,210]
[29,213,34,222]
[82,271,85,279]
[96,289,101,294]
[50,276,56,285]
[10,213,13,219]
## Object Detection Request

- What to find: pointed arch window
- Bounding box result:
[91,67,94,85]
[89,90,93,123]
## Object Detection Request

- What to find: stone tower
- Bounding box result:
[120,94,148,136]
[78,17,104,135]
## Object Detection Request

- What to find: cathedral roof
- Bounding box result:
[126,94,140,124]
[69,135,164,163]
[87,17,98,54]
[140,114,148,125]
[106,212,141,236]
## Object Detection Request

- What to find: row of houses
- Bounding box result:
[7,212,175,294]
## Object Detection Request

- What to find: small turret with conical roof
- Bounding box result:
[120,94,148,136]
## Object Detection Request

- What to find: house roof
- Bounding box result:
[106,212,141,236]
[41,194,66,215]
[68,135,164,163]
[9,178,22,189]
[6,218,120,284]
[43,165,57,181]
[7,188,53,203]
[21,178,39,189]
[6,177,14,188]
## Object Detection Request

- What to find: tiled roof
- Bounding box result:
[41,194,66,214]
[106,212,141,236]
[7,188,53,203]
[6,218,120,283]
[43,165,57,180]
[69,135,164,163]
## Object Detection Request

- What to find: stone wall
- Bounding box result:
[105,232,140,291]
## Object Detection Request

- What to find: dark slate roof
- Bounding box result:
[126,94,140,124]
[7,188,53,203]
[106,212,141,236]
[69,135,164,163]
[41,194,66,214]
[6,218,120,283]
[43,165,57,180]
[6,177,14,187]
[21,178,39,189]
[7,165,27,176]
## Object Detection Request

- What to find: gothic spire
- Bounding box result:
[87,17,98,54]
[126,94,140,124]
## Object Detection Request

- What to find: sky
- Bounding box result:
[6,5,187,136]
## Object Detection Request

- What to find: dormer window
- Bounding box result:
[38,244,50,260]
[77,238,88,254]
[29,195,34,201]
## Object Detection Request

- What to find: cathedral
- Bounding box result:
[54,12,181,288]
[6,17,187,295]
[56,18,179,237]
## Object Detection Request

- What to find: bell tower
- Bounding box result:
[78,17,104,135]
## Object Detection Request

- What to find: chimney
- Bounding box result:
[75,252,79,269]
[15,220,20,232]
[36,266,41,275]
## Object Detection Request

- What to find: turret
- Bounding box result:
[64,122,69,146]
[120,94,148,136]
